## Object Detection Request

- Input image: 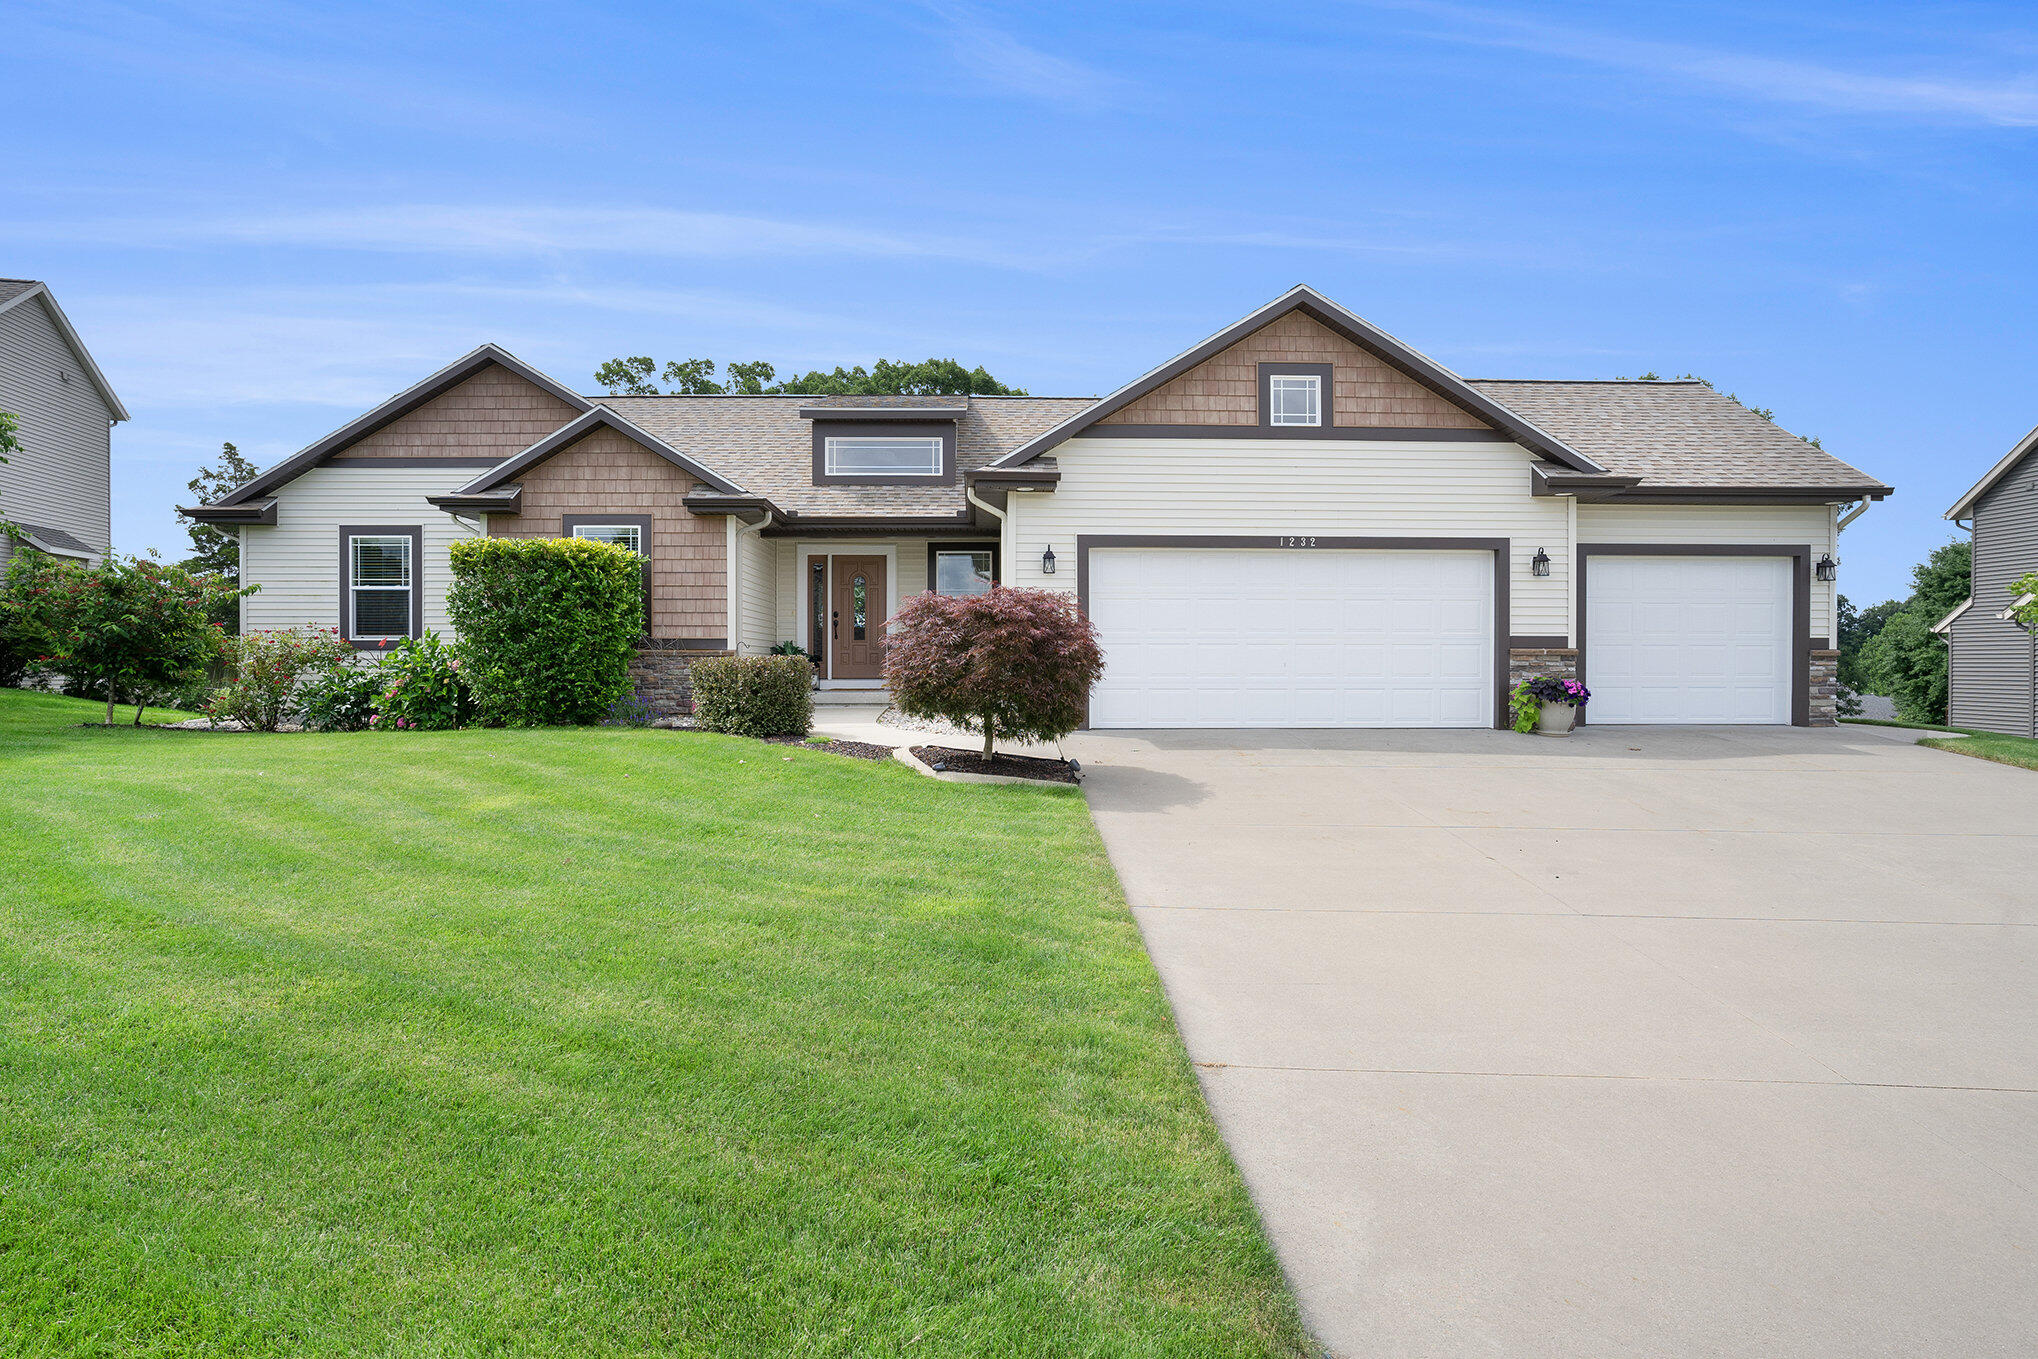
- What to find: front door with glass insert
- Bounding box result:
[826,555,888,679]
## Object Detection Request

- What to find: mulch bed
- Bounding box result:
[910,745,1080,784]
[763,735,895,762]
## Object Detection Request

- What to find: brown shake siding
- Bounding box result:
[1100,310,1491,429]
[488,426,727,640]
[340,363,583,460]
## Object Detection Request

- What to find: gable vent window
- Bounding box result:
[350,535,413,639]
[572,523,643,556]
[824,436,942,477]
[1267,374,1322,427]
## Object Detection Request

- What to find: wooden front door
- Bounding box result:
[828,556,887,679]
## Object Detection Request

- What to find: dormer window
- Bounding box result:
[823,436,943,478]
[1267,374,1322,426]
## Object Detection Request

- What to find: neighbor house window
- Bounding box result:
[935,549,995,597]
[1267,374,1322,426]
[823,437,943,477]
[349,535,412,639]
[572,523,644,555]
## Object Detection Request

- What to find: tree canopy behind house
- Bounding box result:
[176,441,261,578]
[1855,539,1972,724]
[594,356,1026,397]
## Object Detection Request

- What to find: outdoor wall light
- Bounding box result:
[1815,554,1838,582]
[1530,548,1551,577]
[1041,545,1057,575]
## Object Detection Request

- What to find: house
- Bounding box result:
[1935,424,2038,737]
[0,279,129,567]
[182,285,1891,728]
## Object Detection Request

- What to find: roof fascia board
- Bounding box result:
[1931,598,1973,634]
[217,345,592,506]
[457,406,749,497]
[176,497,279,526]
[797,406,966,422]
[0,284,130,421]
[1944,424,2038,520]
[990,285,1606,474]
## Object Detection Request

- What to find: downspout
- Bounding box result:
[1836,499,1872,532]
[966,486,1009,584]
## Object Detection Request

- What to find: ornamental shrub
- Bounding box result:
[885,586,1104,757]
[372,632,471,731]
[689,655,814,738]
[297,657,385,732]
[447,536,644,726]
[209,626,353,730]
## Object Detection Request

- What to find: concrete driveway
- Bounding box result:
[1066,725,2038,1358]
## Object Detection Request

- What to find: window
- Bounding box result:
[935,549,995,597]
[349,534,412,639]
[824,437,943,477]
[1267,374,1322,427]
[572,523,644,555]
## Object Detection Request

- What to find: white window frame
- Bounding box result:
[1267,374,1322,427]
[572,523,645,555]
[823,436,944,478]
[348,534,413,641]
[934,548,996,597]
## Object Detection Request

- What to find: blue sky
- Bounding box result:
[6,0,2035,605]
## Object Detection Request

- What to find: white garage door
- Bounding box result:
[1586,555,1792,724]
[1087,548,1493,728]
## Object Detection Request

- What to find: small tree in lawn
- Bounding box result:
[885,586,1104,758]
[3,552,244,724]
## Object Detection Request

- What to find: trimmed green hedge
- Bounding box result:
[689,655,813,738]
[447,536,643,726]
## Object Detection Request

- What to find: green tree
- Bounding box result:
[176,441,261,578]
[0,410,20,545]
[1857,612,1950,725]
[1906,539,1972,624]
[594,356,660,396]
[661,358,723,394]
[723,360,777,394]
[1837,593,1905,692]
[2009,572,2038,631]
[594,355,1025,397]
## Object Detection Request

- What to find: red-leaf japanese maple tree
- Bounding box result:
[884,586,1105,758]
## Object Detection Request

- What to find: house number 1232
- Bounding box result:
[1279,536,1319,548]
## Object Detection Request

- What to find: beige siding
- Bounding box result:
[489,427,726,641]
[771,539,931,656]
[340,363,581,460]
[1005,435,1571,636]
[1100,311,1490,430]
[734,522,777,654]
[0,294,115,563]
[240,465,480,635]
[1577,502,1837,641]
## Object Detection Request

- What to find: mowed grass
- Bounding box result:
[0,690,1307,1357]
[1921,730,2038,771]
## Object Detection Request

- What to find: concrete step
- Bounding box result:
[813,688,890,707]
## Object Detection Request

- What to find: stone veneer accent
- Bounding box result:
[1808,649,1839,728]
[629,642,732,717]
[1508,647,1578,690]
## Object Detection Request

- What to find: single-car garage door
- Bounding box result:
[1087,548,1493,728]
[1586,554,1793,724]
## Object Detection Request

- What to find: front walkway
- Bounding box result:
[1065,723,2038,1358]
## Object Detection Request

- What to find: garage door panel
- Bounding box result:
[1088,548,1494,729]
[1588,555,1792,725]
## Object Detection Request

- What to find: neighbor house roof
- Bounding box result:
[14,522,96,558]
[602,393,1094,517]
[1467,379,1891,498]
[0,279,130,422]
[1944,423,2038,521]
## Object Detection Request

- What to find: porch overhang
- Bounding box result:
[177,497,279,527]
[427,486,523,516]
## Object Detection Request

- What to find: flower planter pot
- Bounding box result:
[1537,700,1577,737]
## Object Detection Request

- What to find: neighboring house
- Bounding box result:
[183,286,1890,728]
[1935,424,2038,737]
[0,279,129,568]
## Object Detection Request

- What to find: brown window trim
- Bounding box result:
[810,420,957,486]
[1258,362,1335,431]
[562,514,654,639]
[925,540,1002,596]
[337,524,424,650]
[1074,533,1512,730]
[1574,543,1813,728]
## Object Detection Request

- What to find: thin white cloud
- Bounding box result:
[922,3,1131,108]
[1359,0,2038,127]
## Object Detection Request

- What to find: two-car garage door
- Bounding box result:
[1087,548,1493,728]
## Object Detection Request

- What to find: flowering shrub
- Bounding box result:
[446,536,643,726]
[1509,677,1591,733]
[601,694,658,727]
[371,632,470,731]
[884,586,1104,757]
[209,626,353,730]
[4,550,243,724]
[297,659,385,732]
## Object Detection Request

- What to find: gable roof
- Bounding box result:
[0,279,130,421]
[454,405,751,497]
[1468,380,1891,496]
[1945,423,2038,521]
[991,285,1606,473]
[216,344,591,505]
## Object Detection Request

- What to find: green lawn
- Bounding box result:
[1920,730,2038,771]
[0,690,1307,1357]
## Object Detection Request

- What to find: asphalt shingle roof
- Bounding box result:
[0,279,43,307]
[1465,379,1889,492]
[598,393,1095,516]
